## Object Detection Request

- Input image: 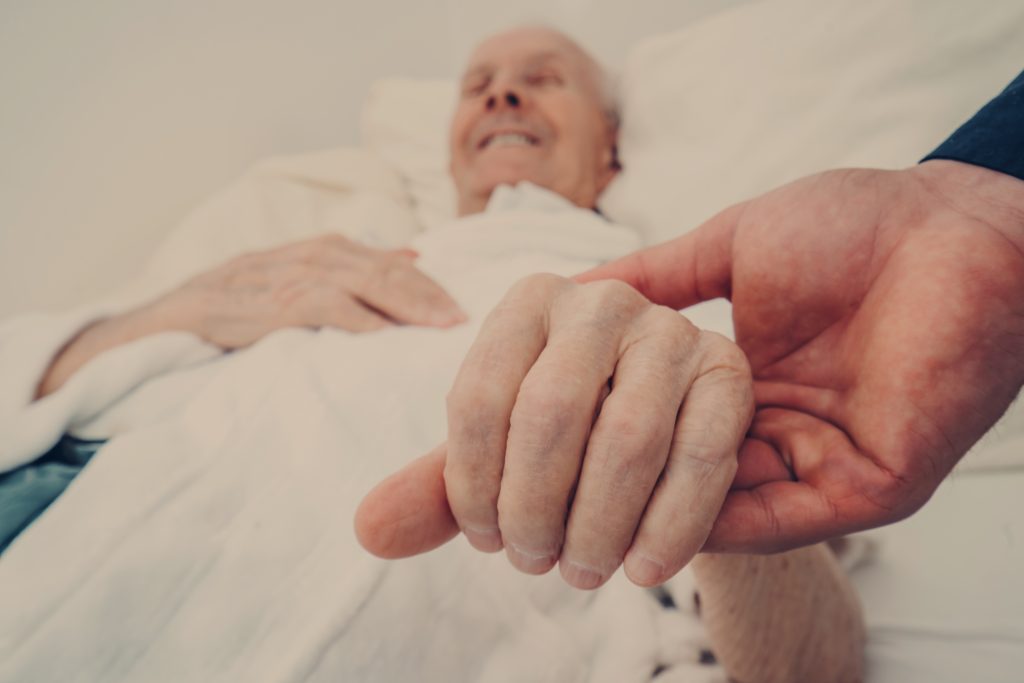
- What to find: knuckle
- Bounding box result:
[591,421,667,480]
[510,375,583,436]
[446,373,488,411]
[598,401,665,449]
[579,279,644,313]
[506,272,571,302]
[644,306,698,350]
[446,378,509,437]
[700,331,751,376]
[673,434,727,469]
[443,457,499,504]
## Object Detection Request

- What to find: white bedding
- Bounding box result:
[3,0,1023,679]
[854,468,1024,683]
[0,185,723,683]
[0,148,421,474]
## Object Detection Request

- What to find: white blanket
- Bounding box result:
[0,147,423,474]
[0,184,722,683]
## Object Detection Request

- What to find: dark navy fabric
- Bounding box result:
[0,436,104,554]
[923,70,1024,181]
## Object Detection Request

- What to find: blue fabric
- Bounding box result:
[923,70,1024,181]
[0,436,104,554]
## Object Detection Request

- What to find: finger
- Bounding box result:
[498,280,646,575]
[355,444,458,558]
[558,307,700,589]
[270,236,465,326]
[281,277,394,333]
[444,274,568,553]
[731,438,795,489]
[573,202,745,310]
[703,483,830,553]
[351,258,467,327]
[704,409,914,553]
[322,296,394,332]
[622,333,754,586]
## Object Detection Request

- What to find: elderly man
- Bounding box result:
[1,26,862,683]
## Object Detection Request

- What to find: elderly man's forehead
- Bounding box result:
[462,28,594,77]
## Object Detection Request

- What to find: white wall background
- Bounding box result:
[0,0,745,317]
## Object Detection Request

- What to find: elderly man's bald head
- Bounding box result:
[449,26,620,216]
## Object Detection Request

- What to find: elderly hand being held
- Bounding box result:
[357,273,755,589]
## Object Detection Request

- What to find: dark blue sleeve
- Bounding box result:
[922,70,1024,181]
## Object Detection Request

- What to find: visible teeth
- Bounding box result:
[486,133,535,148]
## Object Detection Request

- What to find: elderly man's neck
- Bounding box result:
[457,186,600,217]
[457,192,491,217]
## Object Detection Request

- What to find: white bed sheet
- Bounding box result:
[856,468,1024,683]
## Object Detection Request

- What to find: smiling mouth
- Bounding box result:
[478,132,541,150]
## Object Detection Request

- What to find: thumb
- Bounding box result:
[574,202,744,309]
[354,443,460,559]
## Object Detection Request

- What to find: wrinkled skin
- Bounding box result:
[357,160,1024,585]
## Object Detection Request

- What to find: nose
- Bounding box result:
[485,89,521,111]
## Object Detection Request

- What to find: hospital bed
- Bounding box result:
[2,0,1024,680]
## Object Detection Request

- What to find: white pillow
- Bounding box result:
[360,78,458,232]
[598,0,1024,244]
[360,1,1024,242]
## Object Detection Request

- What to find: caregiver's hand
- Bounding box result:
[357,274,755,589]
[37,234,465,397]
[580,160,1024,553]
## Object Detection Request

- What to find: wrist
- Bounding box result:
[912,160,1024,253]
[138,288,214,341]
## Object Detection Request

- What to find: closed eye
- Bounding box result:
[461,76,491,98]
[526,72,563,87]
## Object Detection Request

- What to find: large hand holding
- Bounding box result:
[576,160,1024,552]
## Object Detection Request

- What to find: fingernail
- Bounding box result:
[506,543,556,574]
[625,552,665,586]
[561,560,606,590]
[463,525,503,553]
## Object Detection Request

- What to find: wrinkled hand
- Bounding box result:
[357,160,1024,578]
[577,160,1024,552]
[153,234,465,349]
[357,274,754,589]
[37,234,465,399]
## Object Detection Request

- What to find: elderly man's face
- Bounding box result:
[449,27,618,216]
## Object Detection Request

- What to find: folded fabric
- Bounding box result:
[0,147,421,475]
[0,185,724,682]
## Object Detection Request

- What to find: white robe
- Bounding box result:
[0,183,721,683]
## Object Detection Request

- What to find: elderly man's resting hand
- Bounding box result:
[36,234,464,398]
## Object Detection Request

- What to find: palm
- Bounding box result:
[583,164,1024,551]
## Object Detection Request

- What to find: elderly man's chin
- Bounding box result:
[471,161,554,201]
